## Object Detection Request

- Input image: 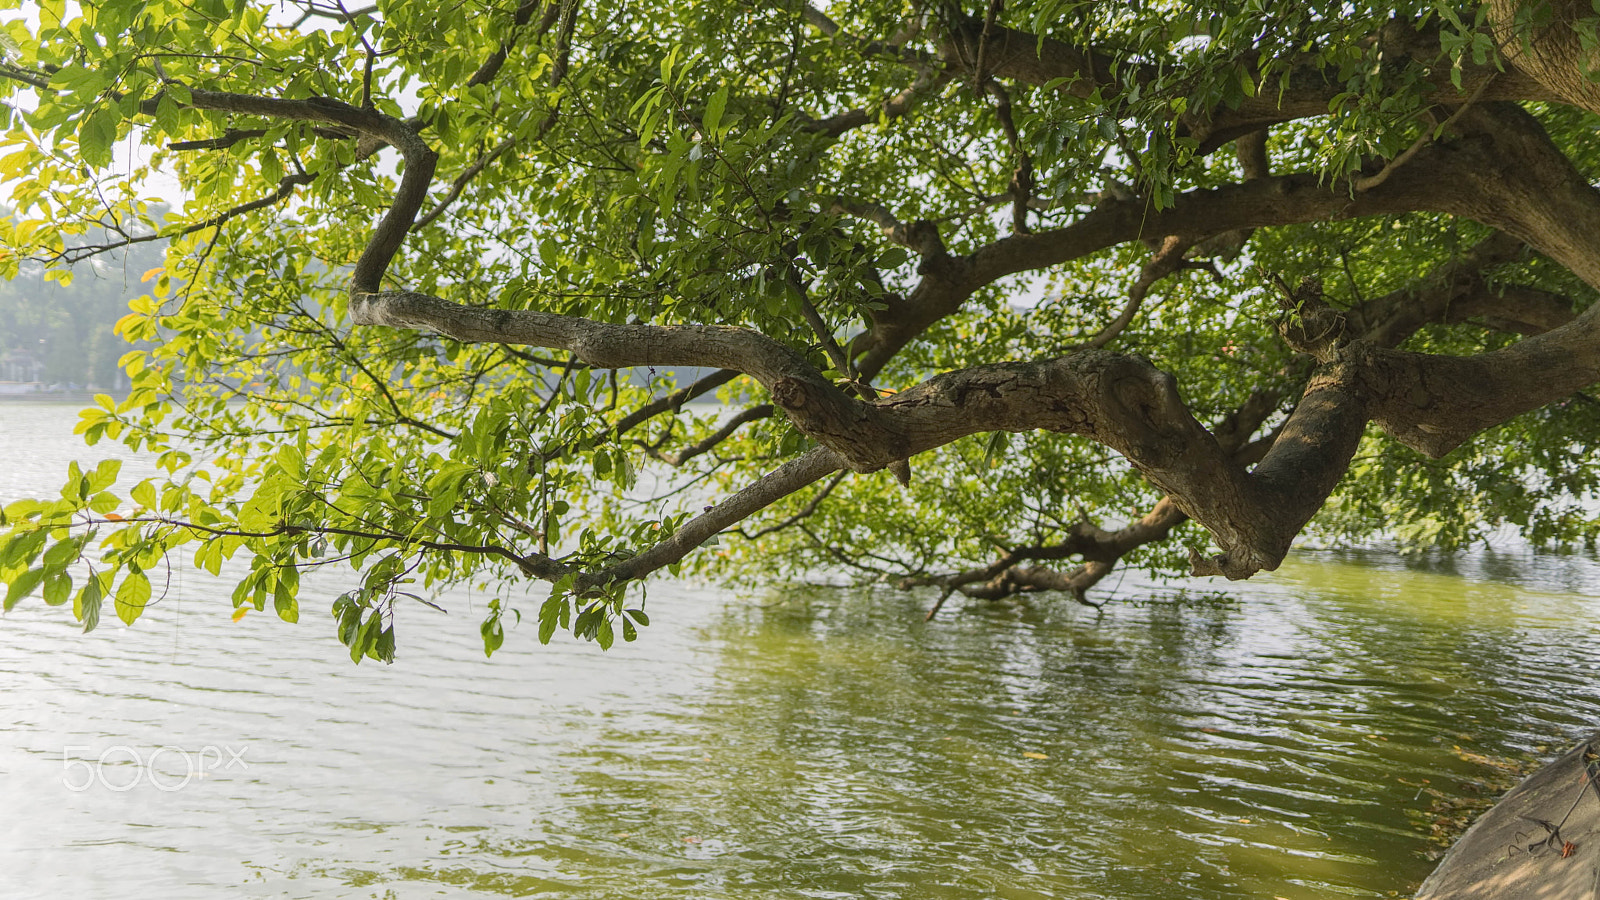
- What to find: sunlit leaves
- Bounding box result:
[1,0,1598,661]
[332,590,393,663]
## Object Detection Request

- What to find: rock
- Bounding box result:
[1417,731,1600,899]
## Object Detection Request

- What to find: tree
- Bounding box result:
[2,0,1600,659]
[0,215,166,388]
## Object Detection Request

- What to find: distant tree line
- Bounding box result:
[0,222,165,390]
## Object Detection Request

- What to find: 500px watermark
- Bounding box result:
[62,745,249,792]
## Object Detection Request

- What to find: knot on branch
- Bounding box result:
[1188,545,1277,580]
[770,376,811,411]
[1273,275,1348,362]
[1095,356,1200,462]
[902,219,948,261]
[771,376,908,473]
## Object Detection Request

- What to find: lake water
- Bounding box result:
[4,402,1600,899]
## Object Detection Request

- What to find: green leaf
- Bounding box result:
[703,84,729,136]
[273,579,299,623]
[613,448,636,490]
[2,529,48,570]
[538,595,563,644]
[76,576,104,633]
[78,105,120,168]
[4,567,45,611]
[352,611,383,664]
[42,534,85,570]
[373,625,395,663]
[42,570,72,606]
[130,479,157,510]
[878,247,911,269]
[480,614,505,657]
[194,540,223,576]
[86,458,121,492]
[983,431,1011,470]
[337,602,363,645]
[115,569,151,625]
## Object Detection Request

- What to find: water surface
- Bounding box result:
[3,402,1598,898]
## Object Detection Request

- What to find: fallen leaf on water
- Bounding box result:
[1022,752,1048,760]
[683,837,702,844]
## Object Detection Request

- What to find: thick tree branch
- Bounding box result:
[939,18,1126,102]
[853,155,1459,381]
[349,151,1600,584]
[858,100,1600,383]
[126,86,439,293]
[168,22,1600,595]
[348,290,908,471]
[1348,230,1530,346]
[1488,0,1600,118]
[904,387,1284,607]
[895,221,1569,605]
[937,17,1557,154]
[1462,286,1577,336]
[1358,316,1600,458]
[902,498,1188,608]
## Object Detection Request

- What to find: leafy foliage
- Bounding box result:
[2,0,1600,657]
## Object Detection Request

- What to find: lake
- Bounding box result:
[3,401,1599,898]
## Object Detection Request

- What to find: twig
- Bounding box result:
[1077,235,1191,351]
[1354,75,1494,192]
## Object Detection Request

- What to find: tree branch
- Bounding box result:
[1077,234,1193,351]
[807,66,953,138]
[588,446,843,587]
[348,289,908,471]
[415,133,520,229]
[1353,74,1495,193]
[608,369,741,440]
[800,2,930,63]
[735,470,848,540]
[936,17,1557,154]
[56,171,314,264]
[466,0,550,88]
[650,404,774,466]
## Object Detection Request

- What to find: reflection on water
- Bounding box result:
[4,403,1600,899]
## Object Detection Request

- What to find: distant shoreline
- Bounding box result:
[0,392,116,404]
